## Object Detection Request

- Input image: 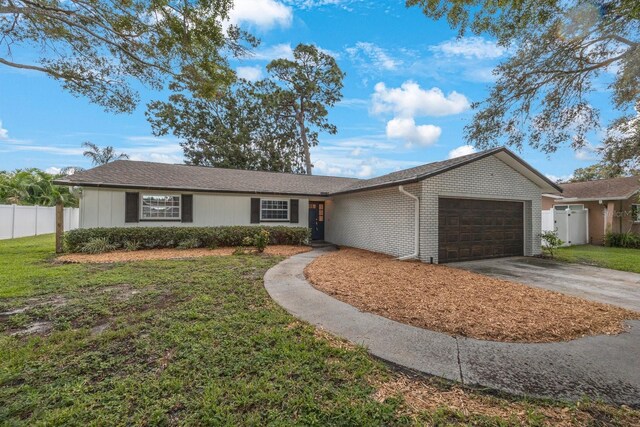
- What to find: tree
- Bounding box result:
[82,142,129,166]
[147,80,305,172]
[0,169,78,207]
[408,0,639,163]
[0,1,252,113]
[266,44,345,175]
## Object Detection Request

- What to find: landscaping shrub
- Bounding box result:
[539,230,564,258]
[253,229,270,253]
[64,226,310,253]
[123,240,141,251]
[80,237,117,254]
[177,238,201,249]
[605,232,640,249]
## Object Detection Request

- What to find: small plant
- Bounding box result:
[253,229,270,253]
[242,236,254,247]
[233,246,249,255]
[177,238,200,250]
[81,237,117,254]
[540,230,564,258]
[123,240,141,251]
[605,231,640,249]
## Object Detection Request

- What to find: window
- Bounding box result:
[261,199,288,221]
[141,194,180,219]
[554,204,584,211]
[633,204,640,223]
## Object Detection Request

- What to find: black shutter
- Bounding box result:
[251,198,260,223]
[181,194,193,223]
[290,199,299,223]
[125,192,139,223]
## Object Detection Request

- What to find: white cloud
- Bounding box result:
[386,117,441,147]
[236,66,263,81]
[228,0,292,29]
[287,0,353,9]
[0,120,7,139]
[448,145,477,159]
[45,166,61,175]
[546,173,573,183]
[431,37,506,60]
[249,43,294,60]
[371,81,470,118]
[346,42,401,71]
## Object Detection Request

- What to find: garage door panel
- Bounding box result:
[438,198,524,263]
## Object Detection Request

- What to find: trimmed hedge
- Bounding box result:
[64,226,311,253]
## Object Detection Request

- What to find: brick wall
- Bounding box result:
[325,183,420,258]
[419,155,542,263]
[326,154,543,263]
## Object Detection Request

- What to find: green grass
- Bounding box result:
[555,245,640,273]
[1,235,638,426]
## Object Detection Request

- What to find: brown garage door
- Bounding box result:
[438,198,524,263]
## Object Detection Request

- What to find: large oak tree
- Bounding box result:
[0,0,253,113]
[408,0,639,172]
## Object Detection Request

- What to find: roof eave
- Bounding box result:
[52,181,333,198]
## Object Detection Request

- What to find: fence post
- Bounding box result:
[55,202,64,253]
[10,204,16,239]
[34,205,38,236]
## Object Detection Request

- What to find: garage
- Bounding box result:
[438,198,524,263]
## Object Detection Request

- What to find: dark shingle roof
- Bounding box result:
[559,176,640,200]
[54,161,359,196]
[333,148,505,194]
[54,147,561,195]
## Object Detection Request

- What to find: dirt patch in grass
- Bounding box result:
[304,248,639,343]
[56,245,311,264]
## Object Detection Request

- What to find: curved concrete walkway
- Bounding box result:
[264,248,640,407]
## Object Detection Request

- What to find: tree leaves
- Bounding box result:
[0,0,251,113]
[409,0,639,167]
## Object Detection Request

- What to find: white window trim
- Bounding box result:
[633,204,640,223]
[554,204,584,211]
[260,198,289,221]
[140,194,182,220]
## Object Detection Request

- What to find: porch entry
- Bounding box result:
[308,201,325,241]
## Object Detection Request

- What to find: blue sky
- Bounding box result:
[0,0,613,181]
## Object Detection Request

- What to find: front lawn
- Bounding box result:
[1,235,639,425]
[555,245,640,274]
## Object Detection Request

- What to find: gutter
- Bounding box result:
[398,185,419,261]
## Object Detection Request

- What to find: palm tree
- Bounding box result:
[82,142,129,166]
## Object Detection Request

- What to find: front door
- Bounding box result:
[308,201,325,241]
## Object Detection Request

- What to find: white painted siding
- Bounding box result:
[79,188,309,228]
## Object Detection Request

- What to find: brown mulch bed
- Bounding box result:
[304,248,639,343]
[57,245,311,264]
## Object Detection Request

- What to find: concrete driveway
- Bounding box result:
[451,257,640,312]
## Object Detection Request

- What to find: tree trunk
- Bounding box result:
[55,202,64,254]
[297,114,312,175]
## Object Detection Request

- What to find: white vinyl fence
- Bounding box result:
[0,204,79,240]
[541,207,589,246]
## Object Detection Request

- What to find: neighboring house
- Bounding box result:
[542,176,640,245]
[54,147,560,263]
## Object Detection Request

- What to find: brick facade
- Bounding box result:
[326,154,543,263]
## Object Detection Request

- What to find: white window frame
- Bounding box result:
[260,198,289,221]
[554,204,584,211]
[140,194,181,220]
[632,204,640,223]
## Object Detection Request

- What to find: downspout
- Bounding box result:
[398,185,419,260]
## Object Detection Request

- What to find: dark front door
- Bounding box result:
[438,198,524,263]
[308,201,325,241]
